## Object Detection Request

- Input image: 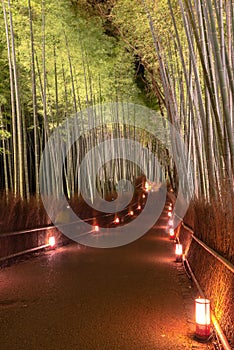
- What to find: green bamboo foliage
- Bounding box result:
[142,0,233,202]
[0,0,233,259]
[0,0,141,199]
[1,0,17,194]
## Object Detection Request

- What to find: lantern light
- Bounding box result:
[168,219,173,226]
[93,225,99,232]
[137,204,141,210]
[142,194,146,199]
[49,236,56,248]
[145,181,150,192]
[175,244,183,261]
[114,217,120,224]
[169,228,175,239]
[195,298,211,340]
[168,212,172,218]
[169,228,174,236]
[129,210,134,216]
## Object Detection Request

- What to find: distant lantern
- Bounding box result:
[175,244,183,261]
[145,182,150,192]
[94,225,99,232]
[169,228,175,239]
[129,210,134,216]
[168,219,173,226]
[195,298,211,340]
[114,217,120,224]
[137,204,141,210]
[49,236,56,248]
[168,212,172,218]
[142,194,146,199]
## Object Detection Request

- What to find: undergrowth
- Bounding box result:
[184,192,234,264]
[0,194,51,233]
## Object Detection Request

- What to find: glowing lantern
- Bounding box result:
[145,182,150,192]
[129,210,134,216]
[175,244,183,261]
[142,194,146,199]
[137,204,141,210]
[49,236,56,248]
[93,225,99,232]
[195,298,211,340]
[114,217,120,224]
[168,212,172,218]
[168,219,173,226]
[169,228,175,239]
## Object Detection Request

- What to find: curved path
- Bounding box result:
[0,209,208,349]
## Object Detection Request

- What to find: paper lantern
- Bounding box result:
[169,228,175,239]
[145,182,149,192]
[168,219,173,226]
[49,236,56,248]
[175,244,183,261]
[195,298,211,340]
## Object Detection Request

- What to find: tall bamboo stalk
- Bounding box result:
[2,0,17,195]
[28,0,40,198]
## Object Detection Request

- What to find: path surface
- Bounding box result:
[0,210,204,350]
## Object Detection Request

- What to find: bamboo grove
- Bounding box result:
[150,0,234,202]
[0,0,143,199]
[84,0,233,260]
[142,0,234,260]
[88,0,233,201]
[0,0,233,260]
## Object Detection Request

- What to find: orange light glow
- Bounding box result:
[195,298,211,339]
[129,210,134,216]
[168,212,172,217]
[195,298,210,325]
[168,219,173,226]
[94,225,99,232]
[169,228,175,237]
[49,236,56,248]
[142,194,146,199]
[137,205,141,210]
[115,217,120,224]
[145,181,150,192]
[175,244,183,256]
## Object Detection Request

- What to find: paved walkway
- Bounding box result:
[0,209,210,349]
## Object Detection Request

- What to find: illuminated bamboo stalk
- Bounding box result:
[0,111,9,195]
[28,0,40,198]
[8,0,24,197]
[1,0,17,194]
